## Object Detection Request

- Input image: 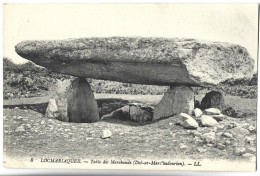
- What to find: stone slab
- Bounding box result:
[15,37,254,86]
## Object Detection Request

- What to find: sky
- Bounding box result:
[3,3,259,71]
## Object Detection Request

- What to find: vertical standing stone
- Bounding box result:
[200,91,224,110]
[46,99,58,118]
[67,77,99,123]
[153,86,194,120]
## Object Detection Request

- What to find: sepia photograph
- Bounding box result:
[1,2,259,173]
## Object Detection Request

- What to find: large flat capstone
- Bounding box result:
[15,37,254,86]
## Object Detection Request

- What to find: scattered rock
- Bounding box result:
[194,138,204,145]
[241,122,250,128]
[15,126,25,132]
[201,91,224,110]
[222,132,233,138]
[86,137,94,141]
[206,144,214,147]
[245,136,255,145]
[182,118,199,129]
[226,123,237,129]
[101,130,112,139]
[197,147,208,153]
[204,108,221,115]
[47,119,54,123]
[242,153,254,158]
[178,113,198,129]
[179,144,188,149]
[224,140,231,145]
[25,124,31,128]
[201,115,218,127]
[17,116,23,120]
[153,86,194,120]
[179,113,192,121]
[217,124,225,130]
[247,147,256,153]
[201,132,216,144]
[228,127,250,136]
[194,108,203,118]
[216,143,226,150]
[211,114,225,122]
[170,133,176,137]
[234,147,246,156]
[190,131,202,137]
[212,126,218,132]
[248,125,256,133]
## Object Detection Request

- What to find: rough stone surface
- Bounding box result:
[15,126,25,132]
[222,132,233,138]
[129,105,153,122]
[178,113,199,129]
[201,132,216,144]
[234,147,246,156]
[201,115,219,127]
[153,86,194,120]
[67,78,99,123]
[182,119,199,129]
[201,91,224,110]
[204,108,221,115]
[216,143,226,150]
[101,105,129,121]
[97,98,129,117]
[101,130,112,139]
[197,147,208,153]
[55,113,69,122]
[228,127,250,136]
[179,144,188,149]
[242,153,254,158]
[211,114,225,122]
[248,125,256,133]
[45,99,58,118]
[179,113,193,121]
[101,104,153,122]
[15,37,254,86]
[194,108,203,118]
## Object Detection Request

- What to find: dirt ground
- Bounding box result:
[3,94,257,164]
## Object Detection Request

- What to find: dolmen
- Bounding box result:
[15,37,254,123]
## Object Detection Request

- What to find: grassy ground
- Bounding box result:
[3,94,257,164]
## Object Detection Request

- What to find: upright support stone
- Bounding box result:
[153,86,194,120]
[67,77,99,123]
[200,91,224,110]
